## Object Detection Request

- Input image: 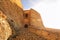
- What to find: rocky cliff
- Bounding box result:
[0,0,60,40]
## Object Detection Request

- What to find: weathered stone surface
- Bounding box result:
[8,9,60,40]
[24,9,44,29]
[0,11,12,40]
[8,27,60,40]
[0,0,24,31]
[0,0,60,40]
[10,0,23,8]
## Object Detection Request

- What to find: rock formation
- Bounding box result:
[0,11,12,40]
[0,0,60,40]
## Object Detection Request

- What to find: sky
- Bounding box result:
[22,0,60,29]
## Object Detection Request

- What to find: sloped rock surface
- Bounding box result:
[0,0,24,30]
[8,27,60,40]
[0,0,60,40]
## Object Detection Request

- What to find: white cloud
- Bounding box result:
[29,0,60,29]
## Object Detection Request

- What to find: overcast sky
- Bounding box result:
[22,0,60,29]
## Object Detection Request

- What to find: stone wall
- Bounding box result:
[24,9,44,29]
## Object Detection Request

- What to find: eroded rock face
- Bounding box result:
[0,0,24,30]
[0,11,12,40]
[8,28,45,40]
[0,0,24,40]
[0,0,60,40]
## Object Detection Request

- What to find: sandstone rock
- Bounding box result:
[0,0,24,34]
[8,9,60,40]
[10,0,23,8]
[0,0,60,40]
[0,11,12,40]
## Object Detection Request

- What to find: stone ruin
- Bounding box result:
[0,0,60,40]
